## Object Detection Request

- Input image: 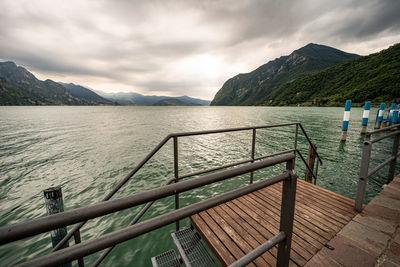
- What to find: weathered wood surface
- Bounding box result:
[191,178,358,266]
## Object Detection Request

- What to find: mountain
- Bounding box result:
[153,98,200,106]
[266,43,400,106]
[98,91,211,106]
[59,82,115,105]
[0,61,114,105]
[211,43,360,106]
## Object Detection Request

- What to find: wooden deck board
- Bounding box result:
[190,178,358,266]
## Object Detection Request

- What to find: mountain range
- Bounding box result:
[95,91,210,106]
[211,43,400,106]
[2,42,398,107]
[0,62,210,106]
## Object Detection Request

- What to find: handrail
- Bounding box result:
[1,122,322,267]
[296,150,318,184]
[7,159,295,267]
[0,154,294,245]
[366,124,400,135]
[229,232,286,267]
[298,123,323,166]
[55,122,322,253]
[355,124,400,212]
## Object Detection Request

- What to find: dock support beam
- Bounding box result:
[360,101,371,135]
[305,144,317,183]
[340,100,351,142]
[43,186,71,267]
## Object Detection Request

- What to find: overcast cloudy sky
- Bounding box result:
[1,0,399,100]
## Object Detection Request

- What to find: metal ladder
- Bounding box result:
[151,227,217,267]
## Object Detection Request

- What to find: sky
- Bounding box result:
[1,0,399,100]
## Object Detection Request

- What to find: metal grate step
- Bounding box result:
[151,249,181,267]
[171,227,217,267]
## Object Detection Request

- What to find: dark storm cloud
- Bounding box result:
[0,0,399,99]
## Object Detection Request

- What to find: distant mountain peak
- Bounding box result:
[211,43,360,106]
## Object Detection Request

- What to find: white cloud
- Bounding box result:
[0,0,399,100]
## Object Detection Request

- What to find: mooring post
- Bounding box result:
[391,109,399,131]
[340,100,351,142]
[375,103,386,129]
[385,103,396,127]
[360,101,371,135]
[304,144,317,183]
[43,186,71,267]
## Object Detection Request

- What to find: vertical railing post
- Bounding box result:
[43,186,71,267]
[355,135,372,212]
[173,136,180,231]
[277,159,297,267]
[250,128,256,184]
[294,124,299,168]
[387,126,400,183]
[73,230,85,267]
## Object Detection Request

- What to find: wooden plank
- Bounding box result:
[248,191,327,246]
[296,181,356,214]
[270,181,355,221]
[199,211,254,266]
[234,196,310,266]
[228,198,308,266]
[254,189,341,235]
[207,208,269,266]
[264,185,347,230]
[243,193,321,255]
[268,183,354,225]
[190,178,357,266]
[213,205,275,266]
[190,214,236,265]
[297,179,355,206]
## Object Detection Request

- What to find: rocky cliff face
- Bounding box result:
[211,43,360,106]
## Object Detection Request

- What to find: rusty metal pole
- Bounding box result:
[355,135,372,212]
[43,186,71,267]
[277,160,297,267]
[387,126,400,183]
[304,144,317,183]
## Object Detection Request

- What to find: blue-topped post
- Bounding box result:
[386,103,397,127]
[340,100,351,142]
[392,109,399,124]
[398,104,400,123]
[360,101,371,135]
[374,103,386,129]
[43,186,71,267]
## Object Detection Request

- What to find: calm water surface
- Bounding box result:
[0,106,396,266]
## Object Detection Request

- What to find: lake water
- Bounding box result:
[0,106,396,266]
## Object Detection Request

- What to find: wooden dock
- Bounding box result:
[191,178,358,266]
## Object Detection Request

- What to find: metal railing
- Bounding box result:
[355,124,400,212]
[0,122,322,267]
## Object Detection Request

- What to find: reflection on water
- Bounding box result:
[0,106,397,266]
